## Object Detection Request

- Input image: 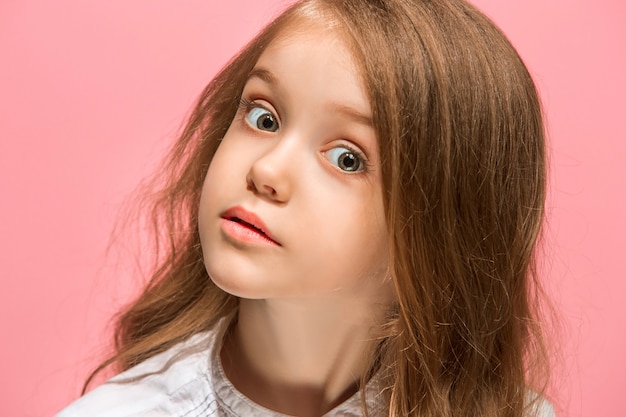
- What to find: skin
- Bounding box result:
[198,22,394,416]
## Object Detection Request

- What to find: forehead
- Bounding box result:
[251,20,371,113]
[262,18,354,69]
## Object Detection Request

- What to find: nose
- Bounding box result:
[246,141,294,203]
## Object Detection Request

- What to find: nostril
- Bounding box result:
[246,164,288,203]
[263,184,277,196]
[245,175,257,192]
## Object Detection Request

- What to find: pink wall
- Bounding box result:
[1,1,624,415]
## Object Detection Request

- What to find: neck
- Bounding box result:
[221,296,388,417]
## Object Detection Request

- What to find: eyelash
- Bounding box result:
[328,144,371,173]
[238,98,279,131]
[237,96,370,173]
[238,97,257,112]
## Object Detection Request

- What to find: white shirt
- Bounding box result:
[55,319,555,417]
[55,319,385,417]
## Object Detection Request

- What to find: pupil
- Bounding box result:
[260,115,275,130]
[340,153,358,171]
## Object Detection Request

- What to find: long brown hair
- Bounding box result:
[86,1,550,416]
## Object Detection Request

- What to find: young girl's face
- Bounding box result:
[198,22,391,303]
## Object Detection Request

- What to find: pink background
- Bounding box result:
[1,1,624,415]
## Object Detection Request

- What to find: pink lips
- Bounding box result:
[220,206,281,246]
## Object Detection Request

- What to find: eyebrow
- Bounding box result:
[247,68,278,87]
[329,104,373,127]
[246,67,374,128]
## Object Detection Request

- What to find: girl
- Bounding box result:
[57,0,554,416]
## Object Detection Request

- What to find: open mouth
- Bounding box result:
[229,216,268,237]
[220,206,281,246]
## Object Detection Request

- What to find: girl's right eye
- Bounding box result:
[244,105,280,132]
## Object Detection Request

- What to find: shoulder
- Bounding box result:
[528,393,557,417]
[55,330,220,417]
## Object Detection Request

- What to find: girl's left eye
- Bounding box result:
[325,147,365,172]
[246,106,279,132]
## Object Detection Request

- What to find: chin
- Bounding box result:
[205,265,273,300]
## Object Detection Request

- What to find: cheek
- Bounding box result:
[197,162,219,235]
[197,144,234,248]
[295,189,389,290]
[198,139,245,216]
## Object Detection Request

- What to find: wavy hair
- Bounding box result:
[86,1,550,416]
